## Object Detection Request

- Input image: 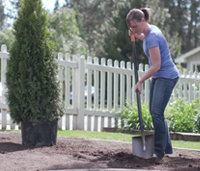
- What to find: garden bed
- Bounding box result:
[0,132,200,171]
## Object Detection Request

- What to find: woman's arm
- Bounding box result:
[134,33,145,41]
[135,46,161,93]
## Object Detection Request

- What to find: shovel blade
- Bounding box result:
[132,135,154,159]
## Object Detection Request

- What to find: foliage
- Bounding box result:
[0,27,14,51]
[5,0,200,60]
[63,0,106,54]
[7,0,22,19]
[94,0,145,63]
[146,0,182,60]
[48,8,89,56]
[120,97,200,133]
[6,0,64,124]
[0,0,5,30]
[120,101,154,131]
[93,0,181,64]
[53,0,60,12]
[166,98,200,133]
[1,7,89,57]
[159,0,200,53]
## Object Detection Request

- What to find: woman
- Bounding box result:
[126,8,179,157]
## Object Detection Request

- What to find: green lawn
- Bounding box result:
[58,130,200,150]
[1,129,199,150]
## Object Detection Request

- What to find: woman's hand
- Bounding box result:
[135,81,143,94]
[128,29,145,41]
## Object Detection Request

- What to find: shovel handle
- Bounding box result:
[130,33,146,151]
[131,35,139,83]
[130,32,135,42]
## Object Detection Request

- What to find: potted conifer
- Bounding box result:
[6,0,64,146]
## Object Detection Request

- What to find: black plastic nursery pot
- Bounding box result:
[21,119,58,147]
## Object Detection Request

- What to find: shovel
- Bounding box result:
[130,33,154,159]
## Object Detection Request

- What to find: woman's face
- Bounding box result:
[129,18,145,35]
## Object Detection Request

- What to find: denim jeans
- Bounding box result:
[149,77,179,157]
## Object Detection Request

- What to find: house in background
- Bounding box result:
[175,46,200,72]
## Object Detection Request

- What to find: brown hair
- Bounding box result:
[126,8,151,27]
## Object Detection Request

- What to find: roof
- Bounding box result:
[175,46,200,63]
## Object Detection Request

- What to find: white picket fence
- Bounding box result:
[0,44,200,131]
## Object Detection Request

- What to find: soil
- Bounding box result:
[0,132,200,171]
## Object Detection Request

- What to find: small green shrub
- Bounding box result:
[166,98,200,133]
[119,97,200,133]
[196,112,200,133]
[120,102,153,131]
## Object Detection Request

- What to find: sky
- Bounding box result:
[4,0,66,12]
[42,0,65,11]
[3,0,66,24]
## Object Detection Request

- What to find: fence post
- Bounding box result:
[58,52,63,130]
[107,59,113,113]
[183,70,187,98]
[94,57,99,132]
[188,71,192,103]
[77,56,85,130]
[120,61,125,110]
[114,60,119,128]
[114,60,119,111]
[1,45,9,130]
[100,58,106,131]
[107,59,113,127]
[86,56,92,131]
[132,63,136,103]
[1,45,8,103]
[126,62,131,105]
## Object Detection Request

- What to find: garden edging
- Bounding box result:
[103,128,200,142]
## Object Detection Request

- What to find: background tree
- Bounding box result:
[0,0,5,30]
[6,0,22,19]
[147,0,182,60]
[0,27,14,50]
[93,0,181,64]
[94,0,144,63]
[53,0,59,12]
[6,0,64,124]
[63,0,112,55]
[159,0,200,53]
[48,7,89,56]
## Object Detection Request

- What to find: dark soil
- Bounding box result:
[0,132,200,171]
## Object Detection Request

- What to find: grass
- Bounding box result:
[1,129,199,150]
[58,130,133,142]
[172,140,200,150]
[57,130,200,150]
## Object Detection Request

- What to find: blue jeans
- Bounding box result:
[149,77,179,157]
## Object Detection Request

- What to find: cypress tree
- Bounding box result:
[6,0,64,124]
[53,0,59,12]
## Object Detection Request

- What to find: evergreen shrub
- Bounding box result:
[6,0,64,124]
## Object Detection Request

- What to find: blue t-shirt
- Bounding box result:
[143,25,179,79]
